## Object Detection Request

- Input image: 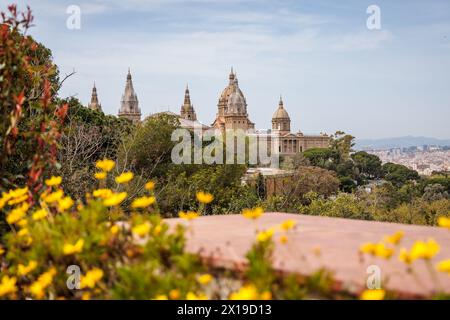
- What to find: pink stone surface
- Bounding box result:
[166,213,450,298]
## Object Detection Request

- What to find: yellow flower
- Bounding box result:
[29,268,56,299]
[18,260,38,276]
[169,289,180,300]
[7,187,29,199]
[0,246,4,256]
[279,235,288,244]
[186,292,208,300]
[257,228,275,243]
[410,239,440,261]
[0,197,6,210]
[110,225,120,235]
[45,176,62,187]
[93,188,113,199]
[179,211,200,220]
[229,284,258,300]
[359,242,377,255]
[63,238,84,255]
[0,275,17,297]
[94,171,107,180]
[438,216,450,229]
[360,289,385,300]
[154,294,168,300]
[153,224,162,236]
[280,219,296,231]
[132,222,151,237]
[145,181,155,190]
[131,196,156,209]
[103,192,127,207]
[115,172,134,184]
[17,219,28,227]
[196,191,214,204]
[197,274,213,285]
[57,196,74,212]
[260,291,272,300]
[374,243,394,259]
[437,259,450,274]
[81,292,91,300]
[43,190,64,203]
[32,208,48,221]
[6,202,29,224]
[399,248,413,264]
[383,231,404,245]
[80,268,104,289]
[7,194,28,205]
[242,207,263,220]
[17,228,29,237]
[95,159,115,172]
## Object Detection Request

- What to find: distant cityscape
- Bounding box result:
[367,145,450,176]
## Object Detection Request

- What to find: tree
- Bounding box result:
[274,166,340,209]
[303,148,340,170]
[256,173,266,200]
[330,131,355,161]
[0,5,67,193]
[57,98,133,199]
[119,113,179,179]
[351,151,383,180]
[382,162,420,187]
[422,184,450,201]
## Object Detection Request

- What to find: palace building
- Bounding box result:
[87,68,329,155]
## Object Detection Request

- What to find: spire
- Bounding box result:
[279,95,284,108]
[184,85,191,105]
[229,67,235,82]
[88,82,102,112]
[180,84,197,121]
[118,69,141,123]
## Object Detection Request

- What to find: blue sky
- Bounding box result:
[5,0,450,139]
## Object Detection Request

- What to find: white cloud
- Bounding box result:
[330,30,393,52]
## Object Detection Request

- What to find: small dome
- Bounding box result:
[272,97,290,120]
[227,90,246,114]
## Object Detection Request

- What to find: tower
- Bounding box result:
[118,69,141,123]
[88,83,102,112]
[272,95,291,134]
[212,68,254,131]
[180,85,197,121]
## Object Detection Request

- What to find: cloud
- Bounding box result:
[330,30,393,51]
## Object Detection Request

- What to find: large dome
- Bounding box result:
[218,70,246,109]
[227,90,246,114]
[272,97,290,120]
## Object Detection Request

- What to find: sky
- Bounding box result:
[4,0,450,139]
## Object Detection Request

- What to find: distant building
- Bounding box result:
[211,69,255,131]
[180,85,197,121]
[271,96,329,155]
[88,83,102,112]
[118,69,141,123]
[88,68,329,154]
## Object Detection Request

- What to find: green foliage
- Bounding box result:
[303,148,340,170]
[351,151,383,180]
[255,173,266,200]
[382,162,420,187]
[157,164,257,216]
[119,114,178,179]
[0,6,64,191]
[245,240,275,291]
